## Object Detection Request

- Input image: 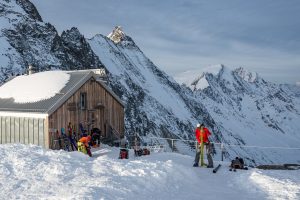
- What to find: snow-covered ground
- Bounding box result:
[0,144,299,200]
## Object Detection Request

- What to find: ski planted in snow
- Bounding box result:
[213,164,221,173]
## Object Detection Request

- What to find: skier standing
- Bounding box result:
[193,123,212,167]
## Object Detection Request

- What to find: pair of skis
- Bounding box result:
[229,166,248,172]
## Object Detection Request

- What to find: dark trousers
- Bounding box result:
[194,150,201,164]
[194,145,214,167]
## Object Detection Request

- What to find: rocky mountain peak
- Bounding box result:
[107,26,126,44]
[53,27,104,70]
[234,67,258,83]
[179,64,226,91]
[16,0,42,22]
[61,27,85,49]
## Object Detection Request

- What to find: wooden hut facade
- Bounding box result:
[0,70,124,149]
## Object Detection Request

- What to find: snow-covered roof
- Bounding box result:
[0,71,70,103]
[0,70,124,114]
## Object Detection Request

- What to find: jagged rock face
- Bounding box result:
[88,34,219,142]
[0,0,104,82]
[0,0,59,80]
[16,0,42,21]
[52,27,104,70]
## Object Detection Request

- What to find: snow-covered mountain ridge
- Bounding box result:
[0,0,300,165]
[0,0,103,82]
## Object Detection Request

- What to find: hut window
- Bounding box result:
[80,92,87,110]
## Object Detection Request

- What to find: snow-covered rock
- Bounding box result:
[234,67,258,83]
[107,26,126,44]
[0,0,104,82]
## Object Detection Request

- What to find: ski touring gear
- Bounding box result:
[143,148,150,155]
[213,164,221,173]
[230,157,248,171]
[91,128,101,147]
[199,137,205,167]
[231,157,244,169]
[61,128,70,151]
[119,148,129,159]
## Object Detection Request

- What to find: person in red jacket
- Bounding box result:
[193,123,212,167]
[195,124,211,144]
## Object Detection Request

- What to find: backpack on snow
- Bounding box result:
[119,149,129,159]
[231,157,244,169]
[142,148,150,155]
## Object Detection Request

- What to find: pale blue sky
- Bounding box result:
[31,0,300,84]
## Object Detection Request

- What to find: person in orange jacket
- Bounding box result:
[193,123,212,167]
[78,135,92,157]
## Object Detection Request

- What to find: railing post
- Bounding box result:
[221,143,224,161]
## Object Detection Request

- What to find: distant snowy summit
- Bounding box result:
[175,64,258,91]
[234,67,258,83]
[107,26,126,44]
[105,26,139,49]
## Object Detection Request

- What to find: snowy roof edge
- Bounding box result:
[46,71,92,115]
[0,111,48,119]
[46,71,124,115]
[0,70,124,114]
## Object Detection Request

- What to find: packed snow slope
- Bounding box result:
[0,0,300,165]
[1,144,300,200]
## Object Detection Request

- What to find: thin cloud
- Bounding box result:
[31,0,300,84]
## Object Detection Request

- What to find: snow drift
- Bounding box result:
[0,144,299,200]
